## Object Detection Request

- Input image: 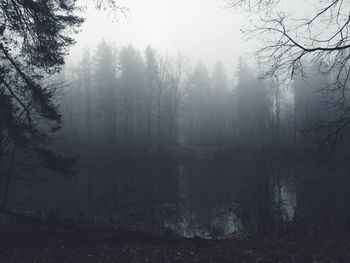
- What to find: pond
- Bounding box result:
[9,150,350,238]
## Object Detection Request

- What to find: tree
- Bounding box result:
[234,58,269,144]
[94,40,118,145]
[119,44,146,145]
[210,62,230,145]
[144,52,194,147]
[145,46,158,145]
[0,0,84,176]
[153,54,169,148]
[78,48,93,144]
[164,55,193,145]
[267,77,282,144]
[228,0,350,146]
[292,66,340,145]
[185,62,211,145]
[0,1,126,211]
[60,65,86,146]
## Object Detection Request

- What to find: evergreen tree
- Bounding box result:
[119,44,146,144]
[145,46,158,144]
[234,58,269,144]
[185,62,211,145]
[79,49,93,144]
[0,0,83,175]
[210,62,230,145]
[94,40,118,145]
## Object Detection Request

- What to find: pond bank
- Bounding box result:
[1,224,349,262]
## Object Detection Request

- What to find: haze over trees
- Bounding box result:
[228,0,350,147]
[2,1,350,261]
[61,42,290,148]
[62,40,342,150]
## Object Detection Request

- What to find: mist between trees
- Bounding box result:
[5,2,350,260]
[59,41,343,150]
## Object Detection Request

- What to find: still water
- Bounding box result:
[11,151,350,238]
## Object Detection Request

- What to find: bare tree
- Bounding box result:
[166,55,194,144]
[228,0,350,146]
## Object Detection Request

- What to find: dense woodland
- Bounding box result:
[59,41,341,150]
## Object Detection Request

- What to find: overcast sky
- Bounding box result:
[67,0,254,73]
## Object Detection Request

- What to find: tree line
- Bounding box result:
[59,40,339,150]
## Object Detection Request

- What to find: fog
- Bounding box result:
[68,0,251,72]
[3,0,350,260]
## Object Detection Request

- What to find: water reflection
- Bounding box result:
[10,155,350,238]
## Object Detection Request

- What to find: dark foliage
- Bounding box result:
[0,0,83,171]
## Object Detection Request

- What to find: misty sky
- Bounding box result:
[67,0,252,73]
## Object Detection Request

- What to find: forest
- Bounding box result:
[2,0,350,262]
[61,42,335,148]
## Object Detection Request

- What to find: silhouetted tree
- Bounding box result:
[267,77,282,144]
[119,44,146,145]
[210,62,231,145]
[185,62,211,145]
[145,46,158,145]
[0,0,83,177]
[94,40,118,145]
[234,58,269,144]
[79,48,93,144]
[229,0,350,146]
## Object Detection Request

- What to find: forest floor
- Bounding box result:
[1,223,350,263]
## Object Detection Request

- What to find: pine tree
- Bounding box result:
[94,40,118,145]
[0,0,83,175]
